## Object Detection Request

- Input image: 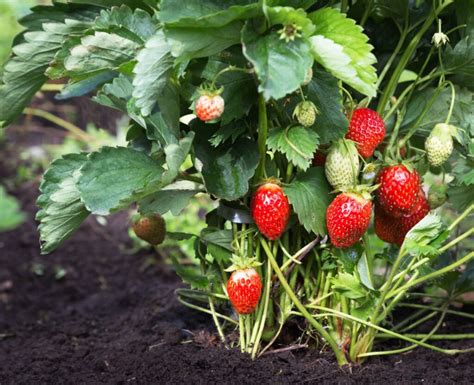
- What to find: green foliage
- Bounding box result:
[242,20,314,100]
[306,69,348,143]
[308,8,377,97]
[77,147,163,215]
[283,167,332,236]
[194,125,259,201]
[0,6,98,127]
[36,154,90,254]
[132,30,174,116]
[267,125,319,171]
[0,186,25,232]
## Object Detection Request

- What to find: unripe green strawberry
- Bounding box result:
[325,140,360,191]
[425,123,454,167]
[293,101,318,127]
[132,214,166,245]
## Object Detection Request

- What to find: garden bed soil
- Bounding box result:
[0,126,473,384]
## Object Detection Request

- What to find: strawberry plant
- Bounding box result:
[1,0,473,366]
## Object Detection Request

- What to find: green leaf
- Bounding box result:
[242,20,314,100]
[448,184,474,212]
[308,8,377,97]
[94,4,157,42]
[194,125,259,201]
[56,71,117,100]
[139,186,200,216]
[66,0,155,11]
[161,132,195,185]
[160,0,259,28]
[404,214,445,256]
[445,33,474,91]
[64,32,140,77]
[283,167,332,235]
[132,30,174,116]
[0,8,97,127]
[165,22,243,61]
[267,126,319,171]
[264,6,316,37]
[77,147,163,215]
[332,272,368,299]
[36,154,90,254]
[402,86,473,137]
[173,264,209,290]
[94,74,179,146]
[202,54,258,124]
[0,187,25,232]
[357,252,374,290]
[201,229,233,252]
[209,121,247,147]
[306,68,348,143]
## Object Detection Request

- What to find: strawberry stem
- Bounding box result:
[260,238,348,366]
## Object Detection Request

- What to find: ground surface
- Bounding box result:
[0,126,473,384]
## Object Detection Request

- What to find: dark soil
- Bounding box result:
[0,126,473,384]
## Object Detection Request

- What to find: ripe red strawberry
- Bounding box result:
[376,165,420,217]
[374,204,403,245]
[399,189,430,235]
[326,192,372,248]
[346,108,386,158]
[251,182,290,240]
[195,93,225,122]
[374,189,430,246]
[132,214,166,245]
[227,268,262,314]
[312,150,326,167]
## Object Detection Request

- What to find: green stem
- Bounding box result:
[398,303,474,320]
[208,296,227,343]
[178,172,204,184]
[40,83,65,92]
[376,1,453,115]
[260,238,348,366]
[376,26,408,88]
[176,296,237,325]
[364,304,450,356]
[23,107,92,142]
[399,311,438,333]
[444,81,456,124]
[390,252,474,298]
[360,0,373,27]
[251,258,273,358]
[239,315,246,352]
[377,333,474,340]
[438,228,474,254]
[398,85,443,148]
[312,305,471,356]
[255,94,268,182]
[447,204,473,231]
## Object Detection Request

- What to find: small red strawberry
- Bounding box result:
[251,182,290,240]
[132,214,166,245]
[195,90,225,122]
[312,150,326,167]
[326,192,373,248]
[227,268,262,314]
[399,189,430,236]
[374,204,403,245]
[376,165,421,217]
[346,108,386,158]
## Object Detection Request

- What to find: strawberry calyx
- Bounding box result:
[197,83,224,98]
[225,255,261,272]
